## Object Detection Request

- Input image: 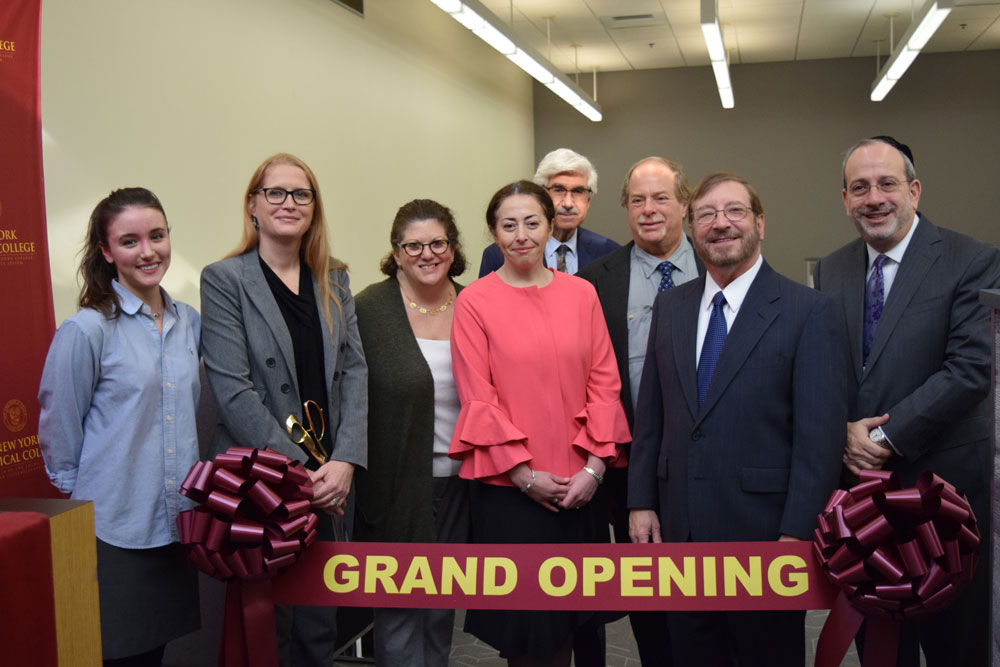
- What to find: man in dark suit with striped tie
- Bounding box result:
[628,172,847,667]
[814,136,1000,667]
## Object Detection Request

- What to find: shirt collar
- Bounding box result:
[702,253,764,315]
[546,228,579,255]
[112,279,173,317]
[632,236,695,280]
[867,213,919,267]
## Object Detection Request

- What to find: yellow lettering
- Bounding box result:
[723,556,762,597]
[658,556,697,596]
[399,556,437,595]
[483,557,516,595]
[581,557,615,597]
[441,557,477,595]
[620,557,653,597]
[768,555,808,596]
[703,556,717,596]
[364,555,400,594]
[322,555,359,593]
[539,557,577,597]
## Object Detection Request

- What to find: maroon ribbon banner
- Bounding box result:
[177,447,318,667]
[813,470,979,667]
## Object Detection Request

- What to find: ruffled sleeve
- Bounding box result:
[572,287,630,467]
[448,287,532,479]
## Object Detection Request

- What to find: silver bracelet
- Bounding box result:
[583,466,604,484]
[522,467,536,493]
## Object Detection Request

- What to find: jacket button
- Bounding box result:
[280,383,290,394]
[266,358,276,368]
[691,430,702,441]
[333,371,341,381]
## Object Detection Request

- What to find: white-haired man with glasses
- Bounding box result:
[478,148,619,277]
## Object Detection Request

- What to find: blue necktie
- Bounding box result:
[863,254,888,368]
[697,291,727,407]
[657,261,676,292]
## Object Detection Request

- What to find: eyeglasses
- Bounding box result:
[256,187,316,205]
[545,185,593,200]
[846,179,909,198]
[692,204,752,226]
[397,239,453,256]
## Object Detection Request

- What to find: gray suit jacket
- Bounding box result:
[813,216,1000,518]
[200,250,367,470]
[628,261,847,541]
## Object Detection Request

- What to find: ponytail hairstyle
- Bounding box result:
[78,187,167,317]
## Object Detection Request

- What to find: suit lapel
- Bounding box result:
[843,241,868,383]
[242,250,298,384]
[673,276,705,420]
[695,263,779,423]
[863,218,941,376]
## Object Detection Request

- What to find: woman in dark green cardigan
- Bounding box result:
[354,199,471,666]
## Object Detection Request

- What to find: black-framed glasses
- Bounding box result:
[256,187,316,205]
[692,204,751,226]
[846,179,909,198]
[397,239,453,256]
[545,185,592,200]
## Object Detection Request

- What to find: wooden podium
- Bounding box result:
[0,499,101,666]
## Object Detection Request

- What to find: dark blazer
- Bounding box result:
[477,226,620,277]
[578,240,705,430]
[628,260,847,541]
[200,250,368,469]
[813,216,1000,520]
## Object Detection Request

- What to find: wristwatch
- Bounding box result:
[868,426,893,451]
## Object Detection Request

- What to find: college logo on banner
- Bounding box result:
[0,0,59,498]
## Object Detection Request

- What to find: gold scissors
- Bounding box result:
[286,399,329,466]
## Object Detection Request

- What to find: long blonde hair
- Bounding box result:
[228,153,346,331]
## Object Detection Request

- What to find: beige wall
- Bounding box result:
[41,0,535,323]
[533,51,1000,284]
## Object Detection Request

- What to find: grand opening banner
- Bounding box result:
[0,0,58,498]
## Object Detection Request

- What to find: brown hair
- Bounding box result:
[687,171,764,224]
[380,199,467,277]
[228,153,346,330]
[78,187,167,317]
[485,180,556,232]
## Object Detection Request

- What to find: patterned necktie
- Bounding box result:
[657,261,676,292]
[555,244,570,273]
[697,291,727,407]
[863,254,888,368]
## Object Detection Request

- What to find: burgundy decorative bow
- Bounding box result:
[177,446,319,667]
[813,470,979,667]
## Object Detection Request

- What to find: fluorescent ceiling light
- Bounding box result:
[428,0,602,122]
[701,0,734,109]
[871,0,953,102]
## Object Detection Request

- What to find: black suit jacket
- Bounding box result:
[813,216,1000,520]
[578,241,705,430]
[478,226,620,277]
[628,261,847,541]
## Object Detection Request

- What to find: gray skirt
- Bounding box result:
[96,539,200,660]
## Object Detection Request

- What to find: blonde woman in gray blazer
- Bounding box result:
[200,153,367,667]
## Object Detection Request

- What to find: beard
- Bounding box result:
[849,202,911,247]
[694,218,762,269]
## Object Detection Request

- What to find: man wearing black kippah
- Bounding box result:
[814,136,1000,666]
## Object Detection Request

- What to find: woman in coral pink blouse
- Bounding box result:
[449,180,629,666]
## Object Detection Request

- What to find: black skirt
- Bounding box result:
[464,481,610,660]
[96,539,200,660]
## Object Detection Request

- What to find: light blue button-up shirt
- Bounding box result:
[38,281,201,548]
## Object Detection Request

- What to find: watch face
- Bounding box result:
[869,427,884,443]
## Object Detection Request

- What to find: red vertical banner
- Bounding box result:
[0,0,59,497]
